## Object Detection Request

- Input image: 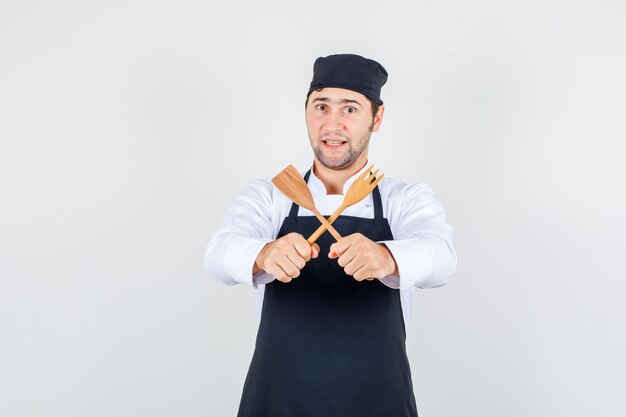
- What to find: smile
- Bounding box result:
[322,140,347,147]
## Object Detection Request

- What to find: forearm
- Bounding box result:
[379,234,456,290]
[252,242,271,275]
[379,180,457,290]
[204,178,276,286]
[379,243,399,276]
[205,231,271,287]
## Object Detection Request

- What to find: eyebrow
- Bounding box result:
[311,97,363,107]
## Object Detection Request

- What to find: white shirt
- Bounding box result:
[204,163,457,328]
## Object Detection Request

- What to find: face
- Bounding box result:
[305,88,384,170]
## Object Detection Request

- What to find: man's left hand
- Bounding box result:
[328,233,398,281]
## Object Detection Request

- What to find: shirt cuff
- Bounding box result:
[225,237,272,288]
[252,271,276,287]
[377,239,433,291]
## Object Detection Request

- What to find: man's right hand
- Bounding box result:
[253,232,320,283]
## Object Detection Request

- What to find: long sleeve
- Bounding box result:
[379,181,457,291]
[204,179,275,288]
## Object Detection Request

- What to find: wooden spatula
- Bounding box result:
[307,164,384,244]
[272,165,342,243]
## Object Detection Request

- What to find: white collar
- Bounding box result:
[306,162,372,197]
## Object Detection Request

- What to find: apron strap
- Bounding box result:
[372,178,383,219]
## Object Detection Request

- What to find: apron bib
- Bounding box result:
[238,170,418,417]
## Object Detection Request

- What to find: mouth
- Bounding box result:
[321,138,348,148]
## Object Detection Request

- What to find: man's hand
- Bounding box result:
[328,233,398,281]
[254,232,320,283]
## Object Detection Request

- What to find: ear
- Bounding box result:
[372,104,385,133]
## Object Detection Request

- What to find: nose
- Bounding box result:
[325,108,344,130]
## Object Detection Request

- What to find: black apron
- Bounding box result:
[238,170,418,417]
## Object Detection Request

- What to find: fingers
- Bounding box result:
[277,254,301,280]
[337,250,358,269]
[290,236,311,262]
[258,232,318,283]
[329,233,359,259]
[330,233,395,282]
[264,262,293,283]
[285,248,306,270]
[311,243,320,259]
[344,254,382,281]
[352,265,375,281]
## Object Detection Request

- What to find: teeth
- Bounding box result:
[326,141,343,146]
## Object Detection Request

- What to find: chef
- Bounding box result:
[205,54,457,417]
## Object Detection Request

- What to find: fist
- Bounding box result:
[255,232,320,283]
[328,233,398,281]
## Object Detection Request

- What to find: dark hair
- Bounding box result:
[305,90,380,119]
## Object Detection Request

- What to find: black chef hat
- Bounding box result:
[308,54,388,105]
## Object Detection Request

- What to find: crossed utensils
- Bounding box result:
[271,164,384,244]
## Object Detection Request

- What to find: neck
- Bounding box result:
[313,158,367,195]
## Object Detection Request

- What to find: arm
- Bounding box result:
[378,181,457,291]
[327,181,456,288]
[204,179,320,287]
[204,179,275,287]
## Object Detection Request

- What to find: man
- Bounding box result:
[205,54,456,417]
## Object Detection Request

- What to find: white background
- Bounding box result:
[1,1,625,416]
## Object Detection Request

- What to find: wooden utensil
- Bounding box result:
[272,165,342,243]
[307,165,384,244]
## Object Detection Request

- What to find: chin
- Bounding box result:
[321,159,354,170]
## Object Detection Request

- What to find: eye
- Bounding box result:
[315,104,327,111]
[344,106,356,113]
